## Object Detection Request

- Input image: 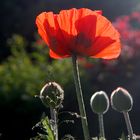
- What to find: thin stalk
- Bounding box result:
[72,55,90,140]
[98,114,105,138]
[123,111,134,140]
[50,108,58,140]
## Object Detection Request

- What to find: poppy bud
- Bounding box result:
[111,87,133,112]
[90,91,109,114]
[40,82,64,109]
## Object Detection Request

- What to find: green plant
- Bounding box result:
[0,34,74,105]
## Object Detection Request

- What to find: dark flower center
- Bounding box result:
[75,33,92,48]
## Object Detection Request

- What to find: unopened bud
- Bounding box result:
[40,82,64,109]
[90,91,109,114]
[111,87,133,112]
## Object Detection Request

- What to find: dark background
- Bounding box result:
[0,0,140,140]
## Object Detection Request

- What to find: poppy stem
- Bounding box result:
[72,55,90,140]
[50,108,58,140]
[123,111,134,140]
[98,114,105,138]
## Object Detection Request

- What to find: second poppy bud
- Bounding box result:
[111,87,133,112]
[90,91,109,114]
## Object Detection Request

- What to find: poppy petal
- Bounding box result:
[74,10,121,58]
[91,40,121,59]
[49,49,70,59]
[36,8,121,59]
[74,9,104,55]
[90,15,121,59]
[36,12,70,56]
[95,10,102,15]
[56,8,79,53]
[56,8,102,54]
[36,12,51,45]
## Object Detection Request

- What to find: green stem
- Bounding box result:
[98,114,105,138]
[50,108,58,140]
[123,112,134,140]
[72,55,90,140]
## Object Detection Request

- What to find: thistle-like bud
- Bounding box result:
[111,87,133,112]
[40,82,64,109]
[90,91,109,114]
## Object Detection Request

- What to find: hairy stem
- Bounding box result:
[123,111,134,140]
[72,55,90,140]
[50,108,58,140]
[98,114,105,138]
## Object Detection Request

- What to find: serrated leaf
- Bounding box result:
[41,117,55,140]
[31,117,55,140]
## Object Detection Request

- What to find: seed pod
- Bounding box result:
[111,87,133,112]
[90,91,109,114]
[40,82,64,109]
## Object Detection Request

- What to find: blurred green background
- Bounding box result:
[1,0,140,139]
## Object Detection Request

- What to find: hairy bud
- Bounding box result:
[40,82,64,109]
[90,91,109,114]
[111,87,133,112]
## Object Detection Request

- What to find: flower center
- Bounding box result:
[75,33,92,48]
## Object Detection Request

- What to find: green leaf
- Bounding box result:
[120,133,127,140]
[41,117,55,140]
[31,117,55,140]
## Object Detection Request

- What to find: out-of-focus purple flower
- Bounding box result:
[113,11,140,59]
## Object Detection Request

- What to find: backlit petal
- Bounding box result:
[91,40,121,59]
[90,15,121,59]
[36,8,121,59]
[36,12,70,56]
[49,49,70,59]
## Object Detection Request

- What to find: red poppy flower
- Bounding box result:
[36,8,121,59]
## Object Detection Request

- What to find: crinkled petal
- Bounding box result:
[36,8,121,59]
[36,12,70,56]
[74,9,121,59]
[56,8,102,54]
[90,15,121,59]
[49,49,70,59]
[91,39,121,59]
